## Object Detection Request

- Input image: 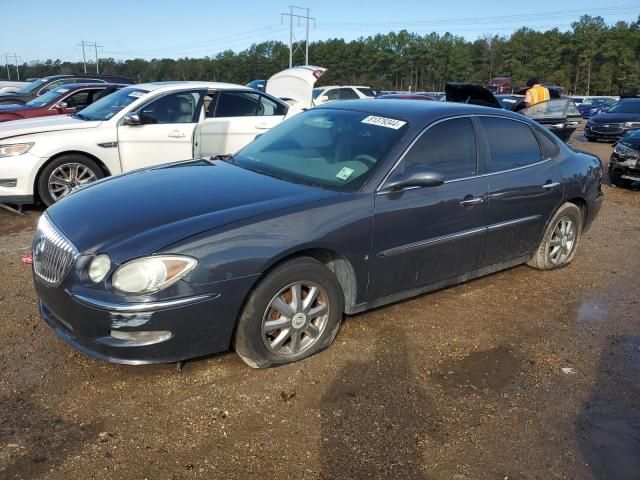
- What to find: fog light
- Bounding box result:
[110,330,173,346]
[88,254,111,283]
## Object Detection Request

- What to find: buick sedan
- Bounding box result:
[33,100,604,368]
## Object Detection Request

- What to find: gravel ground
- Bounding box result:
[0,128,639,480]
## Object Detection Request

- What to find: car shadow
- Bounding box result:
[0,392,101,478]
[317,329,443,479]
[576,335,640,480]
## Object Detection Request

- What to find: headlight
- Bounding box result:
[0,143,34,158]
[88,254,111,283]
[624,122,640,128]
[112,255,197,294]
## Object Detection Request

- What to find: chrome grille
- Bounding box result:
[32,215,78,286]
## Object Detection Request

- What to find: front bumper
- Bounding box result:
[35,275,255,364]
[609,153,640,183]
[584,124,631,141]
[0,151,44,204]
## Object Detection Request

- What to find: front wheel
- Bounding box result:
[527,203,583,270]
[37,154,104,206]
[234,257,344,368]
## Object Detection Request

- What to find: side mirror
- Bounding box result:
[383,165,445,191]
[122,113,142,126]
[55,101,69,110]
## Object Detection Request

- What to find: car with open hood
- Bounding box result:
[609,130,640,188]
[32,99,603,368]
[445,83,581,142]
[584,97,640,142]
[0,83,125,122]
[0,81,30,94]
[0,66,325,206]
[0,75,133,105]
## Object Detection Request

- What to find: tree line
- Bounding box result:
[9,15,640,96]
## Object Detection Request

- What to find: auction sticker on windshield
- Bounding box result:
[361,115,407,129]
[336,167,354,180]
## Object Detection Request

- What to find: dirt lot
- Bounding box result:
[1,128,639,480]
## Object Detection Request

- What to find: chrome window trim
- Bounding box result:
[376,113,550,194]
[47,87,105,111]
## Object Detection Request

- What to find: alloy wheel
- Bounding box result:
[261,281,330,357]
[548,216,576,266]
[48,163,98,202]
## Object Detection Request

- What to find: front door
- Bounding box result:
[477,116,563,266]
[370,117,488,300]
[117,89,205,171]
[196,90,286,158]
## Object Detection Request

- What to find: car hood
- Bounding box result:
[266,65,327,109]
[0,115,100,140]
[46,159,337,260]
[0,103,31,112]
[589,112,640,123]
[445,83,502,109]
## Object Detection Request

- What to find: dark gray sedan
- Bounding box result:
[33,100,604,368]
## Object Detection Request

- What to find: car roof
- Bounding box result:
[317,98,527,123]
[132,81,253,92]
[58,82,128,89]
[315,85,372,89]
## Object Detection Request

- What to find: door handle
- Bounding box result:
[255,123,270,130]
[542,181,561,190]
[168,130,186,138]
[459,196,484,207]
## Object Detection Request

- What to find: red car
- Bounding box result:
[0,83,125,122]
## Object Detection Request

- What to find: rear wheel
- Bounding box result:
[527,203,583,270]
[234,257,344,368]
[37,154,104,206]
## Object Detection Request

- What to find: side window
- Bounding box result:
[480,117,541,172]
[533,128,560,159]
[91,89,114,103]
[257,95,287,116]
[401,117,477,180]
[324,89,340,101]
[339,88,359,100]
[139,91,203,124]
[215,91,260,117]
[63,91,91,109]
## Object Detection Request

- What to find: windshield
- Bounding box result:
[602,100,640,114]
[74,87,149,121]
[25,87,71,108]
[582,97,614,106]
[17,78,48,95]
[312,88,323,99]
[497,96,520,110]
[233,109,407,192]
[356,87,376,97]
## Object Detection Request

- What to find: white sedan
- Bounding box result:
[0,66,326,205]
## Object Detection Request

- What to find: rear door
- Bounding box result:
[477,116,563,266]
[117,89,205,170]
[195,90,287,158]
[370,117,488,299]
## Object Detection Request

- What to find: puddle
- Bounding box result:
[577,336,640,480]
[434,345,521,394]
[576,298,609,322]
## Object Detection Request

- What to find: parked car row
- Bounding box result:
[0,66,326,206]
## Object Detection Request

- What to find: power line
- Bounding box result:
[281,6,316,67]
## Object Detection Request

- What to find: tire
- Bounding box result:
[234,257,344,368]
[527,202,583,270]
[37,154,104,206]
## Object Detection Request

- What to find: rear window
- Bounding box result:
[480,117,541,172]
[356,87,376,98]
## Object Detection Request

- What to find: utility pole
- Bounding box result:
[77,41,102,74]
[281,6,315,67]
[5,53,20,80]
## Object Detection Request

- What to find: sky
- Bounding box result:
[1,0,638,63]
